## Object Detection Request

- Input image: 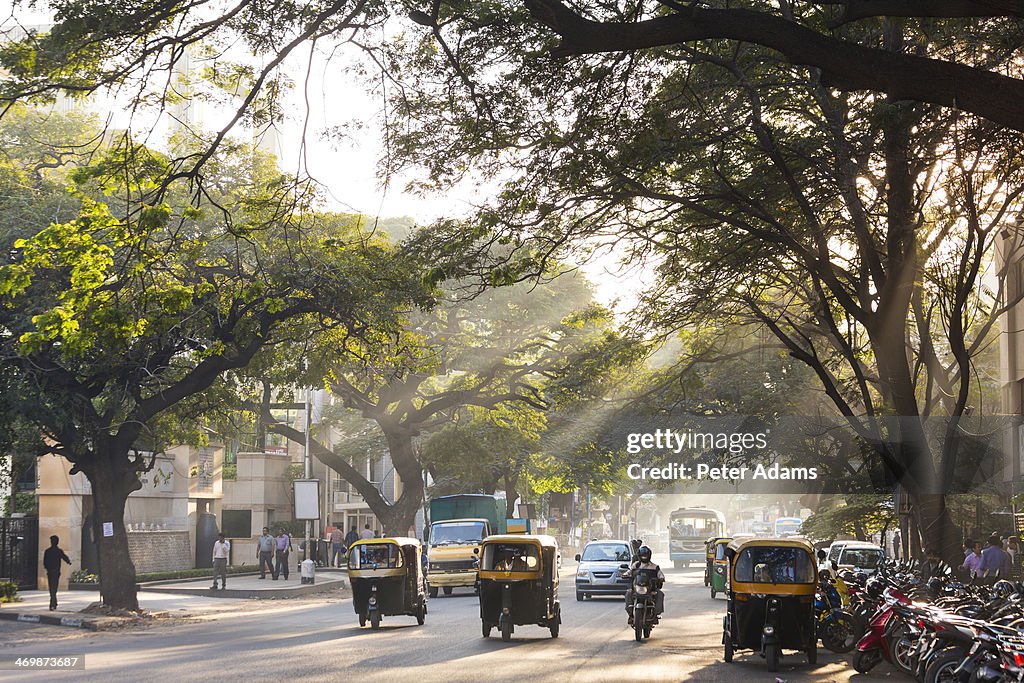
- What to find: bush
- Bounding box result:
[69,570,98,584]
[0,580,19,602]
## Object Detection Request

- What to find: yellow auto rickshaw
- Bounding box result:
[477,534,561,641]
[722,537,818,671]
[347,537,427,629]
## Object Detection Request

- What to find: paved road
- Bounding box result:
[0,556,902,682]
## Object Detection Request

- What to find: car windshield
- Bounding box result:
[430,521,486,545]
[840,548,882,568]
[349,543,403,570]
[735,546,815,584]
[581,543,631,562]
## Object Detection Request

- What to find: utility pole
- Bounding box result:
[303,387,312,563]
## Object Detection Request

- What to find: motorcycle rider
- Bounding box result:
[623,544,665,625]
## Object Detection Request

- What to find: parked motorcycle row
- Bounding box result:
[822,558,1024,682]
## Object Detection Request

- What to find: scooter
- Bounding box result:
[852,586,912,673]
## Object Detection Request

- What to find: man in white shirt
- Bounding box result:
[360,523,374,540]
[212,533,230,590]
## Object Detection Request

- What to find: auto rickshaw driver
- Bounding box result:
[622,545,665,625]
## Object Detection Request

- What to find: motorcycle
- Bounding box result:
[626,567,661,642]
[817,573,858,653]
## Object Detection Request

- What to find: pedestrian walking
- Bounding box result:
[211,533,230,590]
[979,534,1011,579]
[42,535,72,611]
[329,527,345,567]
[345,525,359,549]
[273,529,292,580]
[961,540,983,579]
[257,527,275,579]
[1007,535,1020,576]
[360,523,374,540]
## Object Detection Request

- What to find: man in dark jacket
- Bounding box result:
[43,535,72,611]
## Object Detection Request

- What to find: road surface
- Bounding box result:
[0,555,900,682]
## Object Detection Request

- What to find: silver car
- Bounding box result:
[574,540,633,600]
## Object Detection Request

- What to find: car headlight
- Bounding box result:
[635,585,649,595]
[576,570,588,579]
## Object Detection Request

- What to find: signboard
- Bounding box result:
[293,479,321,520]
[102,522,114,537]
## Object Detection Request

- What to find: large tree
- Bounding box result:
[0,121,430,608]
[370,12,1023,558]
[260,269,618,534]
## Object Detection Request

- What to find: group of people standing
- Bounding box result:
[961,532,1020,580]
[255,527,295,580]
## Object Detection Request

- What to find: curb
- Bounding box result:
[0,610,106,631]
[140,578,347,599]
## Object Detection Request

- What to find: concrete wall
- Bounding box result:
[127,531,192,574]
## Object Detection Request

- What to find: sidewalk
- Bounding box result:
[0,567,349,630]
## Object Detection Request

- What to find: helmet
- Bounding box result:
[866,576,884,599]
[927,577,943,593]
[637,545,652,563]
[994,580,1015,598]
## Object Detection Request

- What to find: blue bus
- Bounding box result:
[668,508,726,569]
[774,517,803,537]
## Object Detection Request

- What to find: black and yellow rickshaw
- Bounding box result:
[709,537,732,598]
[347,537,427,629]
[722,537,818,671]
[477,534,561,641]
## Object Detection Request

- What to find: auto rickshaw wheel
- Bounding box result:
[443,586,453,595]
[765,644,779,672]
[482,621,492,638]
[416,599,426,625]
[370,611,381,630]
[359,612,367,627]
[807,644,817,665]
[711,588,717,599]
[724,638,733,662]
[500,616,512,642]
[428,585,438,598]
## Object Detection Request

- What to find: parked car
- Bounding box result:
[827,541,884,575]
[574,539,634,600]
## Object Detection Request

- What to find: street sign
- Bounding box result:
[293,479,321,520]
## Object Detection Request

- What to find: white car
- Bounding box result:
[827,541,885,575]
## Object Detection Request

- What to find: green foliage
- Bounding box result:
[1,492,37,517]
[801,496,896,542]
[69,569,98,584]
[0,580,19,602]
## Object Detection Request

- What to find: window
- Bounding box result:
[734,546,815,584]
[222,510,252,538]
[482,543,540,571]
[349,543,403,569]
[581,543,631,562]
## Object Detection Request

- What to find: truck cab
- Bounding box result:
[426,517,491,596]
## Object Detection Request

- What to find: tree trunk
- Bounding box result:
[86,450,140,611]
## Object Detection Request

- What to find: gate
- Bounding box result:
[0,517,38,590]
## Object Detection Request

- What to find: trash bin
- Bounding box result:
[301,558,315,585]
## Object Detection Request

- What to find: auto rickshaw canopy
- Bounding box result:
[726,537,817,596]
[348,537,422,578]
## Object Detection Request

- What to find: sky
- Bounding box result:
[0,2,647,311]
